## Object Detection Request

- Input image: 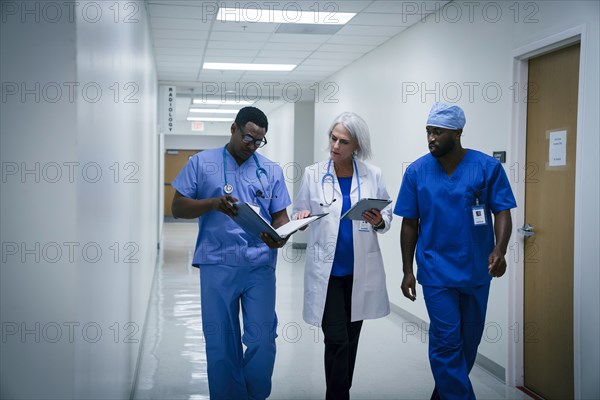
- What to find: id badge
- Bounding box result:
[472,205,487,226]
[359,221,371,232]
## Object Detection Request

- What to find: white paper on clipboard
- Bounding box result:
[340,198,392,220]
[232,202,327,241]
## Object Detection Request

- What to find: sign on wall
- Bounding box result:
[191,121,204,131]
[160,86,176,133]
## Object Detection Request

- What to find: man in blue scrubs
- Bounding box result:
[171,106,291,400]
[394,103,516,400]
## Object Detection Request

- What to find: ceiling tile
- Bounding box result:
[268,33,331,44]
[327,1,372,13]
[310,52,363,62]
[362,1,449,14]
[349,12,424,26]
[253,57,305,64]
[152,29,210,40]
[275,24,343,35]
[211,21,279,33]
[256,50,311,59]
[263,41,322,51]
[206,41,264,50]
[326,35,390,46]
[211,0,371,12]
[153,38,207,48]
[204,49,259,58]
[336,24,406,37]
[150,1,436,97]
[148,3,213,20]
[209,31,272,42]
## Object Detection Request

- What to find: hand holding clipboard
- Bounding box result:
[232,202,328,242]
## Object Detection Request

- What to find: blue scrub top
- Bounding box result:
[394,150,516,287]
[331,177,354,276]
[172,147,291,268]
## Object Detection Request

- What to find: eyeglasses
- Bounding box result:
[238,124,267,148]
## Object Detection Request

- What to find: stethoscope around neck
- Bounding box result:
[222,145,272,199]
[320,158,361,207]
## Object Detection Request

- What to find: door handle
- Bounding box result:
[518,223,535,237]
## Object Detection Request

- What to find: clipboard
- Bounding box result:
[340,198,392,220]
[232,202,328,241]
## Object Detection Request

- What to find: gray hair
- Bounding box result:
[327,112,372,160]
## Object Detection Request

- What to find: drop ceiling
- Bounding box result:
[146,0,447,116]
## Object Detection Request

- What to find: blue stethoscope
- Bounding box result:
[222,145,272,199]
[321,158,361,207]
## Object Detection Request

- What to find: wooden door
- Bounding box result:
[164,150,200,217]
[523,43,579,399]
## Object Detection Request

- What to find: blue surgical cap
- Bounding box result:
[426,102,466,130]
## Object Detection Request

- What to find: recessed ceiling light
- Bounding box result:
[189,108,240,114]
[192,99,254,105]
[187,117,234,122]
[217,7,356,25]
[203,62,296,71]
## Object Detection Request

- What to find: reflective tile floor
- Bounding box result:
[133,223,532,400]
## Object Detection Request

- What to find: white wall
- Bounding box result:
[313,1,599,396]
[260,102,295,173]
[164,133,229,151]
[0,1,159,398]
[258,102,296,213]
[292,101,316,246]
[170,119,231,137]
[165,115,230,150]
[1,9,79,399]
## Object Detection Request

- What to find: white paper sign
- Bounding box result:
[549,130,567,167]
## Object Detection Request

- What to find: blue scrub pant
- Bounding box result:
[423,284,490,400]
[199,264,277,400]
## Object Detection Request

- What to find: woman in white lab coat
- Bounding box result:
[293,112,392,400]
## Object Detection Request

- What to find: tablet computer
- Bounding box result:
[340,198,392,220]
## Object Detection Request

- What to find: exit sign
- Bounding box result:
[191,121,204,131]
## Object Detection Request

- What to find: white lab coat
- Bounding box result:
[292,159,392,326]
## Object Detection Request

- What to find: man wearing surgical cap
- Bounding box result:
[394,103,516,400]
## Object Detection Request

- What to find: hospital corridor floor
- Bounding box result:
[132,223,532,400]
